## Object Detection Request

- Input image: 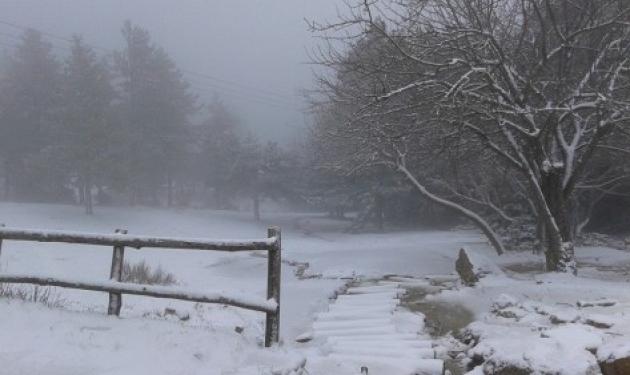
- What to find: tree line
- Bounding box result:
[0,22,298,218]
[307,0,630,272]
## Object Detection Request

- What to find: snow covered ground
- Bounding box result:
[0,203,486,374]
[430,248,630,374]
[1,202,629,374]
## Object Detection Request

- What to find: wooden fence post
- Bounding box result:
[265,227,281,347]
[108,228,126,316]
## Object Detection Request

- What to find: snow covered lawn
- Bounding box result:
[2,203,629,374]
[0,203,486,374]
[0,299,305,375]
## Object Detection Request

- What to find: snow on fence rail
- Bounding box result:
[0,225,282,347]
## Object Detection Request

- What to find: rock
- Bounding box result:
[599,357,630,375]
[583,314,615,329]
[456,248,479,286]
[599,341,630,375]
[164,307,177,316]
[483,362,533,375]
[178,313,190,321]
[550,312,580,324]
[492,294,518,310]
[295,331,313,343]
[163,307,189,321]
[491,295,526,320]
[577,299,618,308]
[493,308,522,320]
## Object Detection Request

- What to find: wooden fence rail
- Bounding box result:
[0,225,281,347]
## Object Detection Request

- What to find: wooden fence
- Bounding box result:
[0,225,281,347]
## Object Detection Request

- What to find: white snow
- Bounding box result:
[431,267,630,374]
[1,202,629,374]
[0,202,486,375]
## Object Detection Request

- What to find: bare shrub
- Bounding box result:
[0,283,66,308]
[122,261,177,286]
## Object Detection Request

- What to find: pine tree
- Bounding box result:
[115,21,196,205]
[62,36,115,214]
[0,29,62,200]
[198,98,243,209]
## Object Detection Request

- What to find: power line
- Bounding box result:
[0,18,299,107]
[0,25,297,108]
[189,82,297,111]
[182,69,295,100]
[0,30,69,52]
[0,19,76,45]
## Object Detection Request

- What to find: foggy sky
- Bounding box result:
[0,0,343,143]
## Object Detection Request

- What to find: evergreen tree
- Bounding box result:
[0,29,63,201]
[62,36,115,214]
[198,98,243,208]
[115,21,196,205]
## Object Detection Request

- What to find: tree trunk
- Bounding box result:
[150,188,159,206]
[253,192,261,221]
[539,169,576,274]
[78,181,85,205]
[167,172,173,207]
[374,192,384,231]
[3,159,12,201]
[84,176,93,215]
[535,217,545,255]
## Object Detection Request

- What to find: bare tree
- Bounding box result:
[310,0,630,272]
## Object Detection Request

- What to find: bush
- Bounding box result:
[122,261,177,286]
[0,283,65,308]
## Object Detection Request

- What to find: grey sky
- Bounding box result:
[0,0,343,142]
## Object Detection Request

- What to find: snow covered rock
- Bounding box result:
[583,314,616,329]
[577,299,618,308]
[492,294,518,310]
[490,294,528,320]
[464,322,603,375]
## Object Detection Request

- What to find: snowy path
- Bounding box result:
[302,280,444,375]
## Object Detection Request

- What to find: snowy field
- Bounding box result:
[0,203,486,374]
[1,202,629,374]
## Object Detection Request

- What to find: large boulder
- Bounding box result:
[456,248,479,286]
[599,341,630,375]
[599,358,630,375]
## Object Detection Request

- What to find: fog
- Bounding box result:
[1,1,630,373]
[0,0,341,142]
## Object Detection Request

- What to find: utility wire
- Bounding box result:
[189,83,297,111]
[0,18,298,107]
